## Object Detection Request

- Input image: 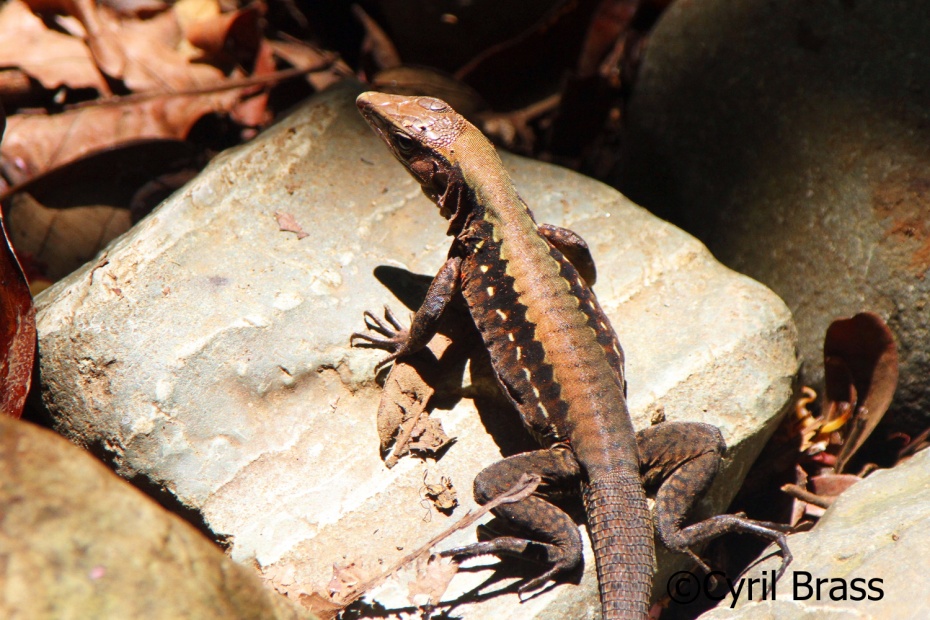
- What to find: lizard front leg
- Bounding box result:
[351,256,462,367]
[441,446,584,595]
[637,422,792,578]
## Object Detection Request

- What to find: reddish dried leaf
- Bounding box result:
[576,0,640,77]
[186,3,263,61]
[823,312,899,472]
[229,39,274,128]
[274,211,308,240]
[0,0,109,92]
[0,214,36,419]
[809,473,860,498]
[0,104,36,420]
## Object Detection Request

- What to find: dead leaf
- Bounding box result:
[297,591,343,620]
[352,4,402,73]
[5,192,132,281]
[99,6,229,93]
[377,357,435,463]
[186,3,263,63]
[407,554,458,608]
[0,0,109,93]
[2,88,240,176]
[100,0,169,18]
[809,473,860,498]
[270,39,349,91]
[408,415,454,456]
[0,214,35,418]
[0,104,36,420]
[229,39,274,128]
[274,211,308,240]
[823,312,899,472]
[423,475,458,514]
[327,562,367,602]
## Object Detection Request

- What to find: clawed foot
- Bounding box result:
[350,306,411,368]
[678,514,793,585]
[440,537,579,596]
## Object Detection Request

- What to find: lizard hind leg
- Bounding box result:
[637,422,792,578]
[441,447,585,594]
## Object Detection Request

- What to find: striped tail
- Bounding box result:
[583,471,655,620]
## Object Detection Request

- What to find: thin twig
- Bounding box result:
[781,483,835,509]
[384,404,426,468]
[54,59,348,112]
[335,473,541,608]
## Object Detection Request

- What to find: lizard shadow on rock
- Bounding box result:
[372,265,543,457]
[346,559,579,619]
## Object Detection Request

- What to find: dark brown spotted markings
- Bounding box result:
[351,92,791,619]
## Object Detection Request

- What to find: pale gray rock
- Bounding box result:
[35,82,797,617]
[614,0,930,432]
[700,448,930,620]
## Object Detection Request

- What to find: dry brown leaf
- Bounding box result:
[377,357,436,463]
[409,415,453,455]
[327,562,367,602]
[823,312,899,472]
[352,4,402,72]
[5,192,132,281]
[102,7,228,93]
[100,0,169,18]
[423,475,458,514]
[0,0,109,93]
[297,591,343,620]
[407,555,459,608]
[3,89,240,175]
[270,39,348,91]
[274,211,308,240]
[25,0,127,79]
[185,3,262,61]
[230,39,274,128]
[809,473,860,498]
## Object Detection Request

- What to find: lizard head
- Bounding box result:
[357,92,469,224]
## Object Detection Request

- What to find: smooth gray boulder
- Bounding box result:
[700,448,930,619]
[35,82,797,617]
[614,0,930,433]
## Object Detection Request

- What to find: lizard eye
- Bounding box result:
[392,131,415,154]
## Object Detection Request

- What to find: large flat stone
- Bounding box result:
[35,82,798,617]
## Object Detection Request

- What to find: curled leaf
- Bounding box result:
[0,216,35,418]
[823,312,899,472]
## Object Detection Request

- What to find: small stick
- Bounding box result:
[781,483,835,509]
[334,473,541,607]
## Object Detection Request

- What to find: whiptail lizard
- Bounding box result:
[351,91,790,619]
